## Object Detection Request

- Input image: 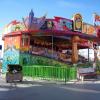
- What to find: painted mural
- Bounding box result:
[19,53,67,67]
[2,20,26,35]
[3,36,21,72]
[40,17,73,31]
[54,17,73,31]
[4,36,21,50]
[19,53,30,65]
[2,47,20,72]
[2,11,97,37]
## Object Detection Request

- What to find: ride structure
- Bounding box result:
[2,10,100,72]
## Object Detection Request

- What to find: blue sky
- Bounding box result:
[0,0,100,35]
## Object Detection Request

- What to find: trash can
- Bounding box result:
[6,64,23,83]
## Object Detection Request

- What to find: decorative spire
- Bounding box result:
[29,9,34,29]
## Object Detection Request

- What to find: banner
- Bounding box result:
[40,17,73,31]
[54,17,73,31]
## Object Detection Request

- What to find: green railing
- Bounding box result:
[22,66,77,83]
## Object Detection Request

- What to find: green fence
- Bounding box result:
[23,66,77,83]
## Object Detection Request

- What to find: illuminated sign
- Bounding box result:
[73,13,82,32]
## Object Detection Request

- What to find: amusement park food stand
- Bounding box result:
[2,10,100,75]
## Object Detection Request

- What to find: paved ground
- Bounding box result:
[0,76,100,100]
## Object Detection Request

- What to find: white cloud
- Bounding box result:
[57,0,85,8]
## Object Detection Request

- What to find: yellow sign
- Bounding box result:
[73,13,82,32]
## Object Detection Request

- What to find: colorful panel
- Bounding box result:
[4,36,21,50]
[54,17,73,31]
[2,47,20,72]
[40,17,73,31]
[82,23,96,36]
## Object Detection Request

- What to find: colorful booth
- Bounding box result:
[2,10,100,72]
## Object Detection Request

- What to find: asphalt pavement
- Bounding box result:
[0,75,100,100]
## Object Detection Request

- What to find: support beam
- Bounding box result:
[88,48,90,62]
[71,36,79,64]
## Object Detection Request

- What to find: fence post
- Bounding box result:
[64,67,67,85]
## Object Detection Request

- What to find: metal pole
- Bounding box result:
[64,67,67,85]
[88,48,89,62]
[52,35,53,58]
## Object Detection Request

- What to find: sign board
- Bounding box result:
[73,13,82,32]
[82,23,96,36]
